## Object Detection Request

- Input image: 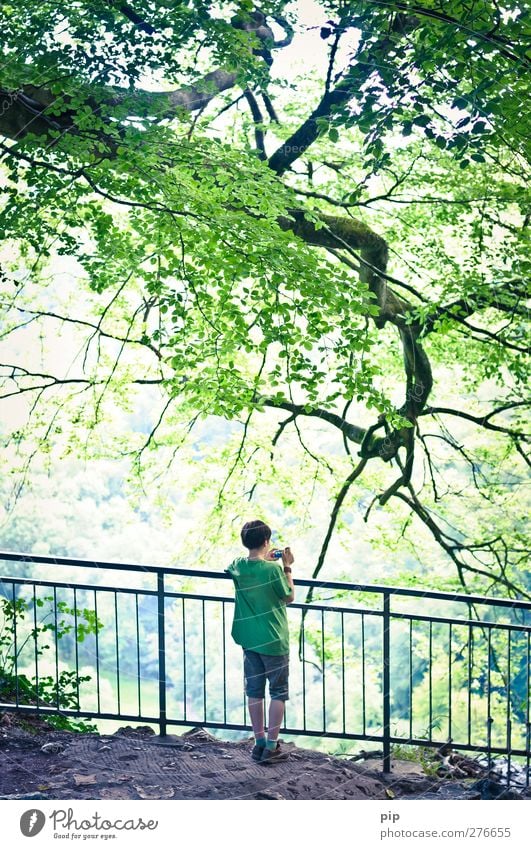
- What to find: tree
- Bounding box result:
[0,1,529,599]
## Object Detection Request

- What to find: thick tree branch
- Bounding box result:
[259,397,366,444]
[267,16,420,175]
[243,89,267,160]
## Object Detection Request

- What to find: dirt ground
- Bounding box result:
[0,712,528,801]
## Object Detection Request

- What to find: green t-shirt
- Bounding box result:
[225,556,292,656]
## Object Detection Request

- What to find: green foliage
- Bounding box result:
[389,742,441,776]
[0,593,104,732]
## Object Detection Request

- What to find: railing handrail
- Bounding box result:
[1,549,530,610]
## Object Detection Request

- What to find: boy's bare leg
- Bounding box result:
[247,697,266,738]
[266,699,285,743]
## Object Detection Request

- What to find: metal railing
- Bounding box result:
[1,550,530,784]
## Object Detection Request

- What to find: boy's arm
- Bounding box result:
[281,547,295,604]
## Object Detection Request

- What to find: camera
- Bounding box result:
[271,548,283,559]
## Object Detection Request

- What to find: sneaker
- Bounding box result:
[251,742,266,761]
[260,742,289,764]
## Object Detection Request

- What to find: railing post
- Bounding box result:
[383,591,391,774]
[157,571,167,737]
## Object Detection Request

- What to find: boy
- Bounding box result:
[225,519,295,764]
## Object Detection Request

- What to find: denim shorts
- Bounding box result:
[243,649,289,701]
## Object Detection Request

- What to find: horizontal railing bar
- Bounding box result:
[165,592,383,617]
[292,602,381,616]
[0,577,157,597]
[0,580,382,617]
[0,704,159,723]
[3,577,529,629]
[389,610,531,633]
[265,730,530,758]
[0,703,528,758]
[165,592,235,603]
[0,551,166,574]
[2,550,530,610]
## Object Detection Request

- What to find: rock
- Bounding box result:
[113,725,155,737]
[390,776,439,795]
[434,784,479,800]
[134,784,174,799]
[100,787,132,799]
[469,778,523,800]
[0,792,50,800]
[182,727,218,742]
[73,774,97,785]
[40,742,64,754]
[255,791,285,800]
[113,725,153,737]
[350,749,383,761]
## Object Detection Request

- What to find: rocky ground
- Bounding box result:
[0,712,529,801]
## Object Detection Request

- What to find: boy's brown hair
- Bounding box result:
[241,520,272,550]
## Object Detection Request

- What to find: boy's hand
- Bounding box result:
[281,547,294,567]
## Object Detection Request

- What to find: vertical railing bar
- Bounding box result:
[361,613,366,736]
[383,592,391,774]
[283,659,287,731]
[468,621,472,747]
[114,591,121,716]
[487,628,492,774]
[301,611,306,731]
[429,620,433,741]
[73,588,79,712]
[321,608,326,733]
[506,630,511,788]
[526,630,530,788]
[33,585,39,710]
[202,599,207,723]
[302,614,306,731]
[135,593,141,718]
[409,618,413,740]
[94,590,100,714]
[222,601,227,725]
[182,596,187,723]
[242,666,246,727]
[12,583,19,707]
[341,611,345,734]
[157,572,167,736]
[448,622,452,741]
[53,586,59,710]
[283,608,288,732]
